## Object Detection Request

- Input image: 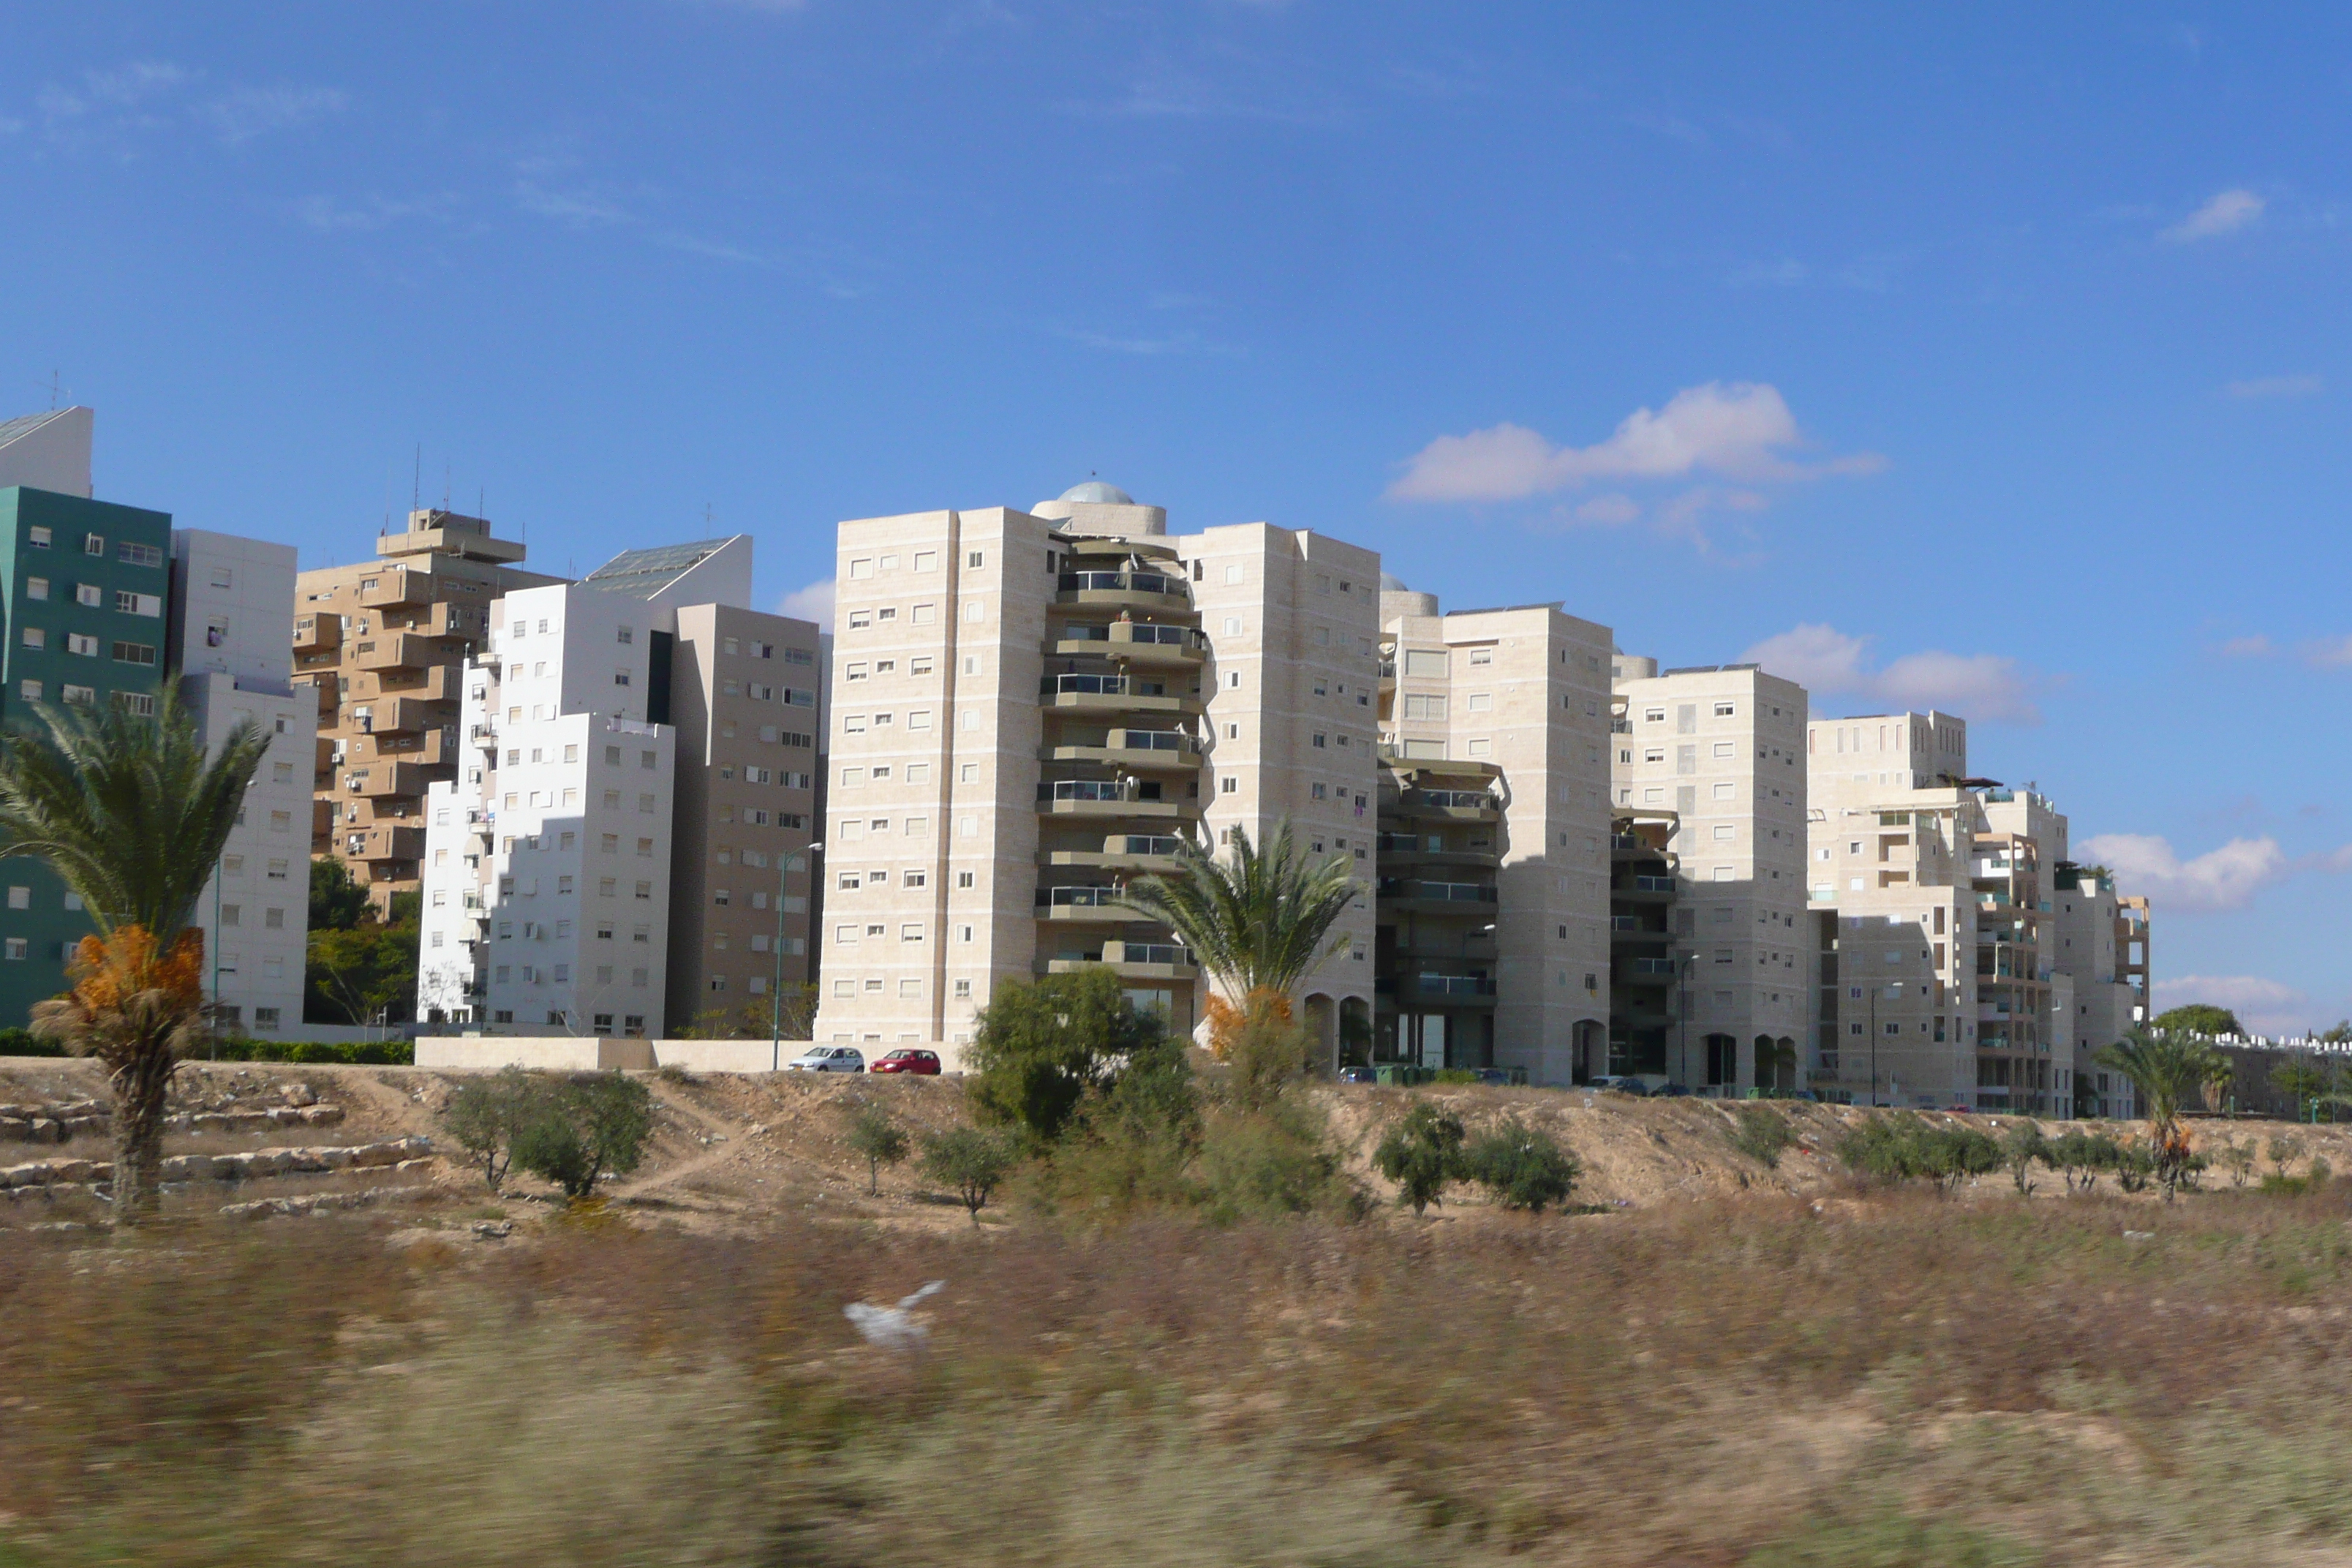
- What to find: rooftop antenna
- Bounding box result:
[442,461,451,510]
[412,445,421,511]
[42,370,65,410]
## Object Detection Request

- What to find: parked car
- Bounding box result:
[1589,1075,1649,1097]
[1337,1066,1378,1084]
[786,1045,865,1074]
[870,1048,941,1076]
[1650,1082,1692,1098]
[1471,1068,1512,1087]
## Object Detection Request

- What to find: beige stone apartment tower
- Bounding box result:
[295,508,561,913]
[1803,711,1981,1107]
[1611,660,1809,1093]
[810,483,1379,1063]
[1377,584,1615,1086]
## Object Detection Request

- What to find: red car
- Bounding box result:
[870,1048,941,1076]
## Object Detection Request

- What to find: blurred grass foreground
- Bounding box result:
[5,1173,2352,1567]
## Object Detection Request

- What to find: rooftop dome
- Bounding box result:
[1058,480,1136,506]
[1379,570,1409,592]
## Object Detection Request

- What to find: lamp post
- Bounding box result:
[773,840,820,1071]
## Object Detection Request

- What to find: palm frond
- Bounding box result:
[0,687,270,938]
[1116,821,1360,998]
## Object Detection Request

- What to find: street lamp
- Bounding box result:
[773,840,820,1071]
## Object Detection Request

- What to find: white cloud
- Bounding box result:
[1572,493,1640,526]
[516,182,630,227]
[1740,622,2044,725]
[2224,373,2322,399]
[202,84,346,143]
[2299,635,2352,668]
[298,193,456,232]
[1387,382,1882,503]
[2152,974,2308,1036]
[777,578,834,632]
[2163,187,2264,243]
[2217,634,2275,658]
[2076,833,2288,912]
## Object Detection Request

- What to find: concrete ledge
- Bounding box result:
[414,1036,657,1071]
[653,1040,801,1074]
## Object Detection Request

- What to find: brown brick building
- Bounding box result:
[293,509,560,913]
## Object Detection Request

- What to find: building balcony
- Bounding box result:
[1054,569,1192,613]
[351,633,434,674]
[1386,930,1498,961]
[356,570,431,610]
[1374,832,1497,870]
[1045,727,1204,770]
[294,674,339,715]
[1042,834,1192,874]
[375,663,458,701]
[1035,780,1199,822]
[1043,940,1196,981]
[1049,623,1208,667]
[1386,973,1497,1007]
[342,825,426,863]
[344,761,429,799]
[1039,673,1202,717]
[1033,886,1138,922]
[351,728,454,767]
[1384,788,1500,824]
[292,615,342,654]
[1377,877,1498,917]
[1611,874,1677,903]
[1618,956,1680,980]
[379,524,524,565]
[1609,919,1672,948]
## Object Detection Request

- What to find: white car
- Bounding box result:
[786,1045,866,1074]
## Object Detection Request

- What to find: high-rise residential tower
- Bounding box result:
[295,509,561,914]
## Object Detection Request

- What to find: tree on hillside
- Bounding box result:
[309,855,372,932]
[510,1071,655,1200]
[845,1101,911,1196]
[922,1127,1017,1222]
[306,911,418,1027]
[2096,1027,2228,1198]
[1373,1101,1467,1215]
[2154,1004,2243,1039]
[0,692,268,1222]
[965,968,1175,1145]
[442,1067,550,1193]
[1115,822,1360,1068]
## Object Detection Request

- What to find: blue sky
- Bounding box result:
[4,4,2346,1031]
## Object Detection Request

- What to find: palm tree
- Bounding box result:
[1115,821,1360,1066]
[2095,1025,2228,1199]
[0,693,268,1222]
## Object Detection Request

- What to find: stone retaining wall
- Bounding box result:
[0,1136,432,1196]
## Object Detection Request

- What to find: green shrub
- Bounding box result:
[921,1127,1018,1222]
[510,1072,655,1199]
[965,970,1173,1146]
[0,1025,64,1058]
[845,1101,911,1196]
[1838,1115,2001,1193]
[208,1037,415,1066]
[2000,1122,2050,1193]
[1194,1098,1359,1225]
[1462,1117,1580,1211]
[1729,1104,1796,1169]
[1431,1068,1479,1085]
[442,1068,549,1193]
[1373,1101,1468,1215]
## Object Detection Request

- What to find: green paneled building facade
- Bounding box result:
[0,486,173,1024]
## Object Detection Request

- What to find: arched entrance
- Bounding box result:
[1302,992,1337,1073]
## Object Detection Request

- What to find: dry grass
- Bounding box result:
[3,1153,2351,1564]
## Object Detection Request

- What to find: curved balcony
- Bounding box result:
[1612,872,1676,903]
[1034,885,1137,923]
[1044,940,1196,981]
[1042,832,1192,875]
[1055,569,1191,614]
[1046,726,1204,771]
[1051,622,1209,667]
[1389,973,1498,1008]
[1375,830,1498,870]
[1387,786,1500,824]
[1039,672,1203,718]
[1035,779,1199,823]
[1378,877,1499,918]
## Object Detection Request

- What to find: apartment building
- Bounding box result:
[170,530,317,1036]
[0,410,309,1030]
[1611,660,1809,1093]
[295,509,560,914]
[1376,584,1615,1085]
[1973,788,2069,1115]
[2051,864,2147,1117]
[415,538,822,1036]
[811,483,1380,1061]
[1804,712,1982,1107]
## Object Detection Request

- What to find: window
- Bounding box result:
[264,908,285,930]
[1221,777,1237,794]
[4,886,24,910]
[957,870,975,889]
[1467,693,1491,713]
[114,692,156,717]
[1715,702,1736,717]
[112,641,157,666]
[2,939,21,961]
[17,627,41,650]
[1401,694,1446,720]
[117,541,162,568]
[23,578,45,600]
[901,924,924,942]
[1468,647,1493,666]
[1403,649,1448,677]
[25,527,49,549]
[84,534,106,557]
[618,625,634,644]
[115,590,162,617]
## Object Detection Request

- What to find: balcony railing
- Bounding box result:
[1411,973,1496,998]
[1117,834,1189,856]
[1058,570,1186,598]
[1120,943,1191,967]
[1040,780,1138,803]
[1380,878,1496,904]
[1115,729,1191,752]
[1039,886,1126,909]
[1413,788,1495,810]
[1058,622,1206,649]
[1041,674,1173,699]
[1627,875,1674,893]
[1625,957,1678,977]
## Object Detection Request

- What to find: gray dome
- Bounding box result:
[1379,570,1409,592]
[1058,480,1136,505]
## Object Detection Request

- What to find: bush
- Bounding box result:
[1728,1104,1796,1169]
[1462,1117,1580,1212]
[1838,1115,2001,1193]
[211,1037,415,1066]
[0,1025,64,1058]
[2000,1123,2050,1194]
[510,1072,655,1199]
[845,1101,911,1196]
[1372,1101,1467,1215]
[1194,1098,1359,1225]
[921,1128,1018,1222]
[965,970,1173,1146]
[443,1068,549,1193]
